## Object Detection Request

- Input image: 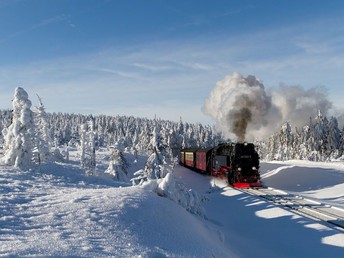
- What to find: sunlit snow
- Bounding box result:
[1,151,344,257]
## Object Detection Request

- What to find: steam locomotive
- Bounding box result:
[180,142,261,188]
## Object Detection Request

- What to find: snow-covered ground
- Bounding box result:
[1,151,344,257]
[260,160,344,209]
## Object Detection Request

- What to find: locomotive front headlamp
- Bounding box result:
[237,167,242,171]
[252,166,257,170]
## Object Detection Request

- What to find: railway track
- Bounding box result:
[240,187,344,232]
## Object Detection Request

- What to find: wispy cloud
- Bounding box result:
[0,14,69,44]
[1,14,344,123]
[88,67,143,80]
[133,63,172,72]
[176,61,214,71]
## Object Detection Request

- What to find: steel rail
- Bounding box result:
[239,187,344,231]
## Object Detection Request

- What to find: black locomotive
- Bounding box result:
[180,142,261,188]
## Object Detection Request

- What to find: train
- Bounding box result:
[180,142,262,188]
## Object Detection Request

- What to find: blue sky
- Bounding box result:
[1,0,344,124]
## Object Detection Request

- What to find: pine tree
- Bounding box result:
[339,126,344,158]
[2,87,35,168]
[148,126,171,179]
[33,94,51,164]
[313,110,329,161]
[168,129,182,158]
[277,121,293,161]
[104,147,129,182]
[327,116,341,159]
[80,119,96,176]
[79,123,87,167]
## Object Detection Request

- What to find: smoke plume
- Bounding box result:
[202,72,332,142]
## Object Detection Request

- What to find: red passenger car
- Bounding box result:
[180,148,198,168]
[195,147,213,173]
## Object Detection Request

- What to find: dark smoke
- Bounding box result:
[228,107,252,142]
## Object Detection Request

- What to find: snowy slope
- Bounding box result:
[174,163,344,258]
[260,160,344,208]
[1,153,344,257]
[0,160,228,257]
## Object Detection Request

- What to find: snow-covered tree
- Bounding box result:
[312,110,329,161]
[277,121,293,161]
[104,147,129,182]
[33,94,51,164]
[80,119,96,176]
[144,126,171,179]
[339,126,344,158]
[326,116,341,159]
[79,123,87,167]
[168,128,182,158]
[2,87,35,168]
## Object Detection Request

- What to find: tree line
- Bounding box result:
[1,87,343,176]
[0,87,221,182]
[256,110,344,161]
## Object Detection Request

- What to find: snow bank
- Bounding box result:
[155,173,206,216]
[0,163,228,257]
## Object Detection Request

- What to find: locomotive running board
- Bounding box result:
[233,182,262,188]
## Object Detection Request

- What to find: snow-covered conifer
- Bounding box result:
[326,116,341,159]
[105,147,129,182]
[168,129,182,158]
[339,126,344,158]
[80,119,96,176]
[137,123,150,153]
[33,94,51,164]
[143,126,171,180]
[79,123,87,167]
[313,110,329,160]
[277,121,293,161]
[2,87,35,168]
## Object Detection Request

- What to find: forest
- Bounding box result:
[1,87,344,183]
[0,87,221,183]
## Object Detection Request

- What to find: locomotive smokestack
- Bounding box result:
[202,72,332,141]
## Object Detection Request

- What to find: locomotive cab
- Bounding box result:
[211,143,232,178]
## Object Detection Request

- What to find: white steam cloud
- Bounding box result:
[203,72,332,142]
